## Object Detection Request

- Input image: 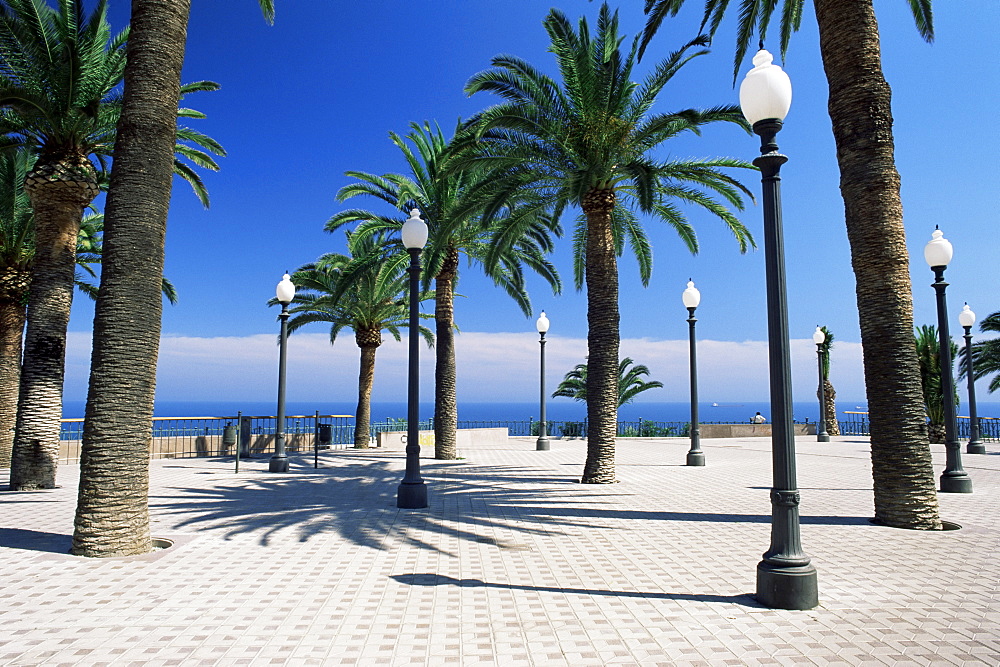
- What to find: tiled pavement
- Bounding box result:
[1,434,998,666]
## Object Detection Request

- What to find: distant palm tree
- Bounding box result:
[958,310,1000,394]
[461,4,754,483]
[553,358,664,408]
[915,325,958,444]
[639,0,941,530]
[328,121,560,460]
[817,326,839,436]
[280,233,433,449]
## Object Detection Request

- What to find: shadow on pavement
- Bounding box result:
[0,527,72,553]
[391,573,763,607]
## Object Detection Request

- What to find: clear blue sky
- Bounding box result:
[63,1,1000,406]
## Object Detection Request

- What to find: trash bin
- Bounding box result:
[317,423,332,449]
[223,422,237,453]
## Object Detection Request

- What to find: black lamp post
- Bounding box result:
[813,326,830,443]
[924,228,973,493]
[959,304,985,454]
[269,273,296,473]
[536,311,551,451]
[682,280,704,466]
[397,209,429,509]
[740,48,818,610]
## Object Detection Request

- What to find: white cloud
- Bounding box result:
[65,330,868,403]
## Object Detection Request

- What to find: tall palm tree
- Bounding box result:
[553,357,664,408]
[462,4,754,483]
[640,0,941,530]
[817,325,839,436]
[915,325,958,444]
[0,147,32,468]
[280,234,434,449]
[328,121,561,460]
[0,0,125,490]
[73,0,272,557]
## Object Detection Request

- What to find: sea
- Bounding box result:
[60,399,1000,425]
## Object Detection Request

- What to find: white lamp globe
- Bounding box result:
[959,303,976,329]
[276,273,295,305]
[536,311,550,334]
[401,209,429,250]
[812,326,825,345]
[739,49,792,125]
[681,280,701,309]
[923,228,953,268]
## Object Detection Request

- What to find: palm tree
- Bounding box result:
[72,0,272,557]
[328,121,561,460]
[553,358,664,408]
[462,4,754,483]
[639,0,941,530]
[958,311,1000,395]
[915,325,959,444]
[0,0,222,489]
[280,234,434,449]
[817,325,839,436]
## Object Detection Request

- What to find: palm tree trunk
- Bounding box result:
[353,338,379,448]
[434,247,459,460]
[581,188,619,484]
[72,0,191,557]
[823,379,840,436]
[813,0,940,529]
[0,291,26,468]
[10,174,96,489]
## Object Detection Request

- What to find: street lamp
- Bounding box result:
[740,48,818,610]
[682,280,704,466]
[535,311,551,451]
[269,272,296,473]
[398,209,429,509]
[959,304,985,454]
[813,326,830,443]
[924,228,972,493]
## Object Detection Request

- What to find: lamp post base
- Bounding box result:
[397,482,428,509]
[816,434,830,443]
[536,437,550,451]
[966,441,986,455]
[756,562,819,610]
[940,473,973,493]
[686,451,705,466]
[268,456,289,473]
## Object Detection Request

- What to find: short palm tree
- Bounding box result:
[462,4,754,483]
[553,358,664,408]
[958,311,1000,395]
[279,234,433,449]
[817,325,839,436]
[0,0,222,489]
[328,121,561,460]
[915,325,958,444]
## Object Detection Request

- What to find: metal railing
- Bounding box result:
[836,411,998,442]
[57,414,354,464]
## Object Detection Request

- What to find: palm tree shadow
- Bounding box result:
[392,573,763,607]
[152,453,874,557]
[0,527,72,553]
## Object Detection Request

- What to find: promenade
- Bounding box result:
[1,434,998,666]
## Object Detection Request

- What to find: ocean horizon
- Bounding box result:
[61,399,1000,425]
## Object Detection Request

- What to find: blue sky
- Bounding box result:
[63,1,1000,406]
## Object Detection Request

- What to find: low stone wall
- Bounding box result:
[699,423,816,438]
[376,427,509,450]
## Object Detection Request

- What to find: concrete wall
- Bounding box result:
[699,423,816,438]
[376,427,509,450]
